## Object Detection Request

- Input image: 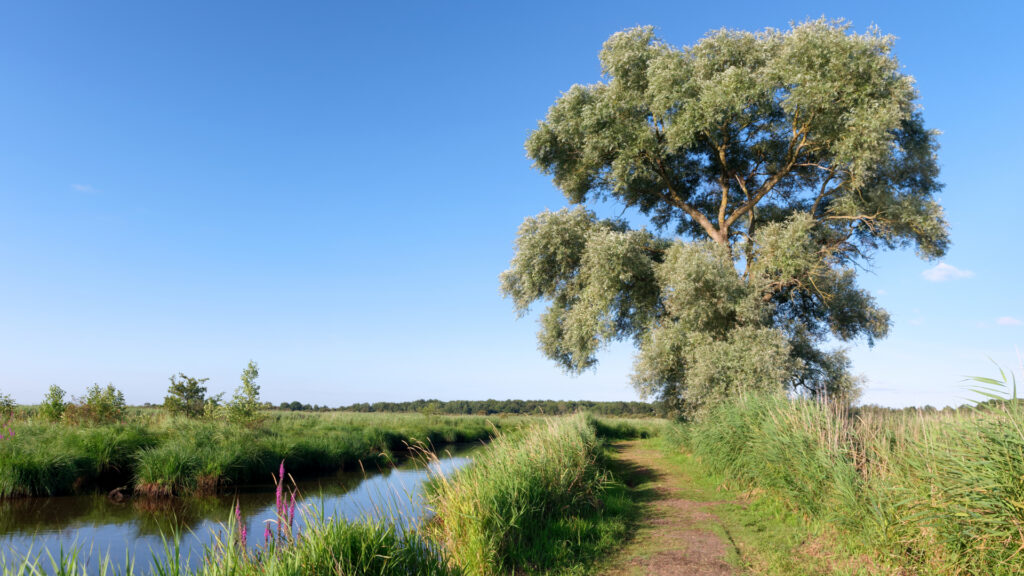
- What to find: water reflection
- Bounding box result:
[0,445,475,573]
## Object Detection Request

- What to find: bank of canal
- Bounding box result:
[1,445,476,573]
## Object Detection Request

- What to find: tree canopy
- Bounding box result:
[501,20,947,415]
[164,373,210,418]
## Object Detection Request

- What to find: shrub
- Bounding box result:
[164,373,210,418]
[0,392,14,442]
[39,385,68,422]
[227,360,262,425]
[0,392,14,416]
[65,384,127,425]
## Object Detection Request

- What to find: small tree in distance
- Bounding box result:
[40,384,68,422]
[65,384,126,424]
[0,391,15,416]
[164,373,210,418]
[227,360,262,425]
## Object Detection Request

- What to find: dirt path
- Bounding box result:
[601,440,735,576]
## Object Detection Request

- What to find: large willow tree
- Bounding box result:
[501,20,948,414]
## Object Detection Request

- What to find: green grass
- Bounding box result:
[196,516,456,576]
[426,414,646,575]
[1,518,456,576]
[670,387,1024,575]
[2,414,655,576]
[651,436,883,575]
[0,423,156,498]
[0,411,516,499]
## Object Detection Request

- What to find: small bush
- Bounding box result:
[65,384,127,425]
[0,392,14,415]
[164,373,210,418]
[227,360,263,425]
[39,385,68,422]
[0,392,14,442]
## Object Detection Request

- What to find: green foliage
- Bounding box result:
[214,518,455,576]
[676,378,1024,575]
[0,422,156,497]
[340,397,665,417]
[427,415,613,575]
[688,394,861,517]
[227,360,262,425]
[1,414,654,574]
[0,410,508,498]
[588,414,664,440]
[0,392,15,415]
[39,384,68,422]
[164,373,210,418]
[504,20,948,415]
[203,392,225,419]
[65,384,127,425]
[2,515,455,576]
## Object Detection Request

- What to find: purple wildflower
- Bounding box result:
[275,461,284,510]
[264,523,271,544]
[288,493,296,533]
[235,503,247,549]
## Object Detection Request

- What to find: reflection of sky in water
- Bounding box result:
[0,449,473,574]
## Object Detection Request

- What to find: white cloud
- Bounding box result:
[922,262,974,282]
[71,184,97,193]
[996,316,1023,326]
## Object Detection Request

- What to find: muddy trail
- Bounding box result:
[602,441,737,576]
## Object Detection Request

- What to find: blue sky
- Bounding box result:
[1,1,1021,408]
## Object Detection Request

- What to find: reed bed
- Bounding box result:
[0,423,156,498]
[1,518,455,576]
[426,414,614,575]
[0,412,511,499]
[676,385,1024,575]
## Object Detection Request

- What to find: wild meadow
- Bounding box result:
[6,381,1022,576]
[0,408,510,500]
[0,413,658,576]
[671,375,1024,575]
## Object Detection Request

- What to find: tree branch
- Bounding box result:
[811,171,838,218]
[716,133,731,231]
[644,150,726,244]
[724,126,809,229]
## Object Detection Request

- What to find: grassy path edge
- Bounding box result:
[600,438,892,576]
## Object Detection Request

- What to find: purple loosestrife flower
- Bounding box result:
[235,503,247,549]
[264,523,271,545]
[276,461,285,510]
[288,493,296,533]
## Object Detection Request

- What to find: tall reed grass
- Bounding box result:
[0,412,509,499]
[1,516,455,576]
[676,375,1024,575]
[0,423,156,498]
[426,414,612,575]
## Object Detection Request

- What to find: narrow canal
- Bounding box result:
[0,446,475,573]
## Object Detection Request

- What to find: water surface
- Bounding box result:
[0,445,475,573]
